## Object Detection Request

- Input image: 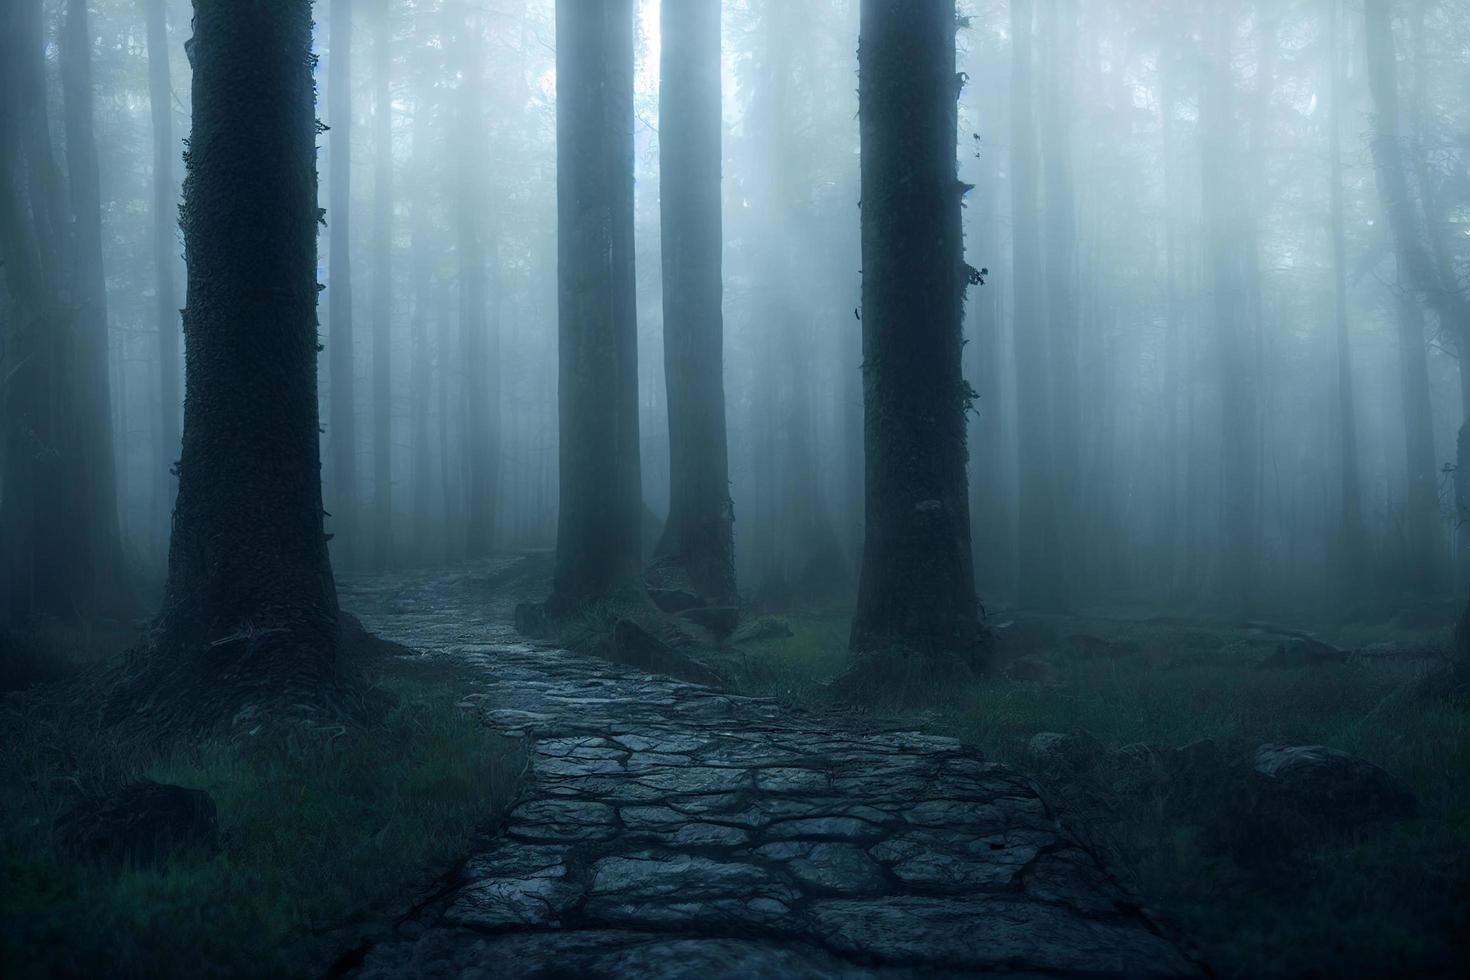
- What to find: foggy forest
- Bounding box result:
[1,1,1467,978]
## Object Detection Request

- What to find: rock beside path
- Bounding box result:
[338,561,1202,979]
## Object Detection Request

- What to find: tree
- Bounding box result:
[546,0,642,615]
[1326,0,1366,592]
[371,0,393,567]
[1363,0,1451,594]
[144,0,181,544]
[1009,0,1062,608]
[140,0,341,724]
[455,4,496,560]
[850,0,979,655]
[0,0,129,628]
[1199,0,1258,612]
[651,0,736,605]
[1040,0,1081,600]
[327,0,357,565]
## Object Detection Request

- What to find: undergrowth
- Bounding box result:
[0,642,525,980]
[716,609,1470,980]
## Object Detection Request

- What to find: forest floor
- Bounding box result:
[711,600,1470,979]
[338,557,1201,978]
[0,614,524,979]
[4,556,1464,978]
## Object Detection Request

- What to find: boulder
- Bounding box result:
[1250,743,1417,827]
[56,780,218,866]
[1256,640,1348,670]
[1027,731,1104,775]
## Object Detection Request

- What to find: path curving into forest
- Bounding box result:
[339,558,1201,979]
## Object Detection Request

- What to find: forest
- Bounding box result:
[0,0,1467,978]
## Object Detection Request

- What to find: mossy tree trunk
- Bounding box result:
[370,0,394,568]
[850,0,980,655]
[652,0,736,605]
[546,0,642,616]
[151,0,340,713]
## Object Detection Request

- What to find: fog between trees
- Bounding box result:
[4,0,1470,641]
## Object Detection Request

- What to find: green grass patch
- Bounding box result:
[0,647,525,980]
[717,609,1470,980]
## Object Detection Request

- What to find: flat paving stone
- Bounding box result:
[339,560,1202,979]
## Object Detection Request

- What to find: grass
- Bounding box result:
[711,608,1470,980]
[0,641,525,980]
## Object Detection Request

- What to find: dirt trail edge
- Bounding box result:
[339,559,1203,979]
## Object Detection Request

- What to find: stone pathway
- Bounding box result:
[340,560,1201,979]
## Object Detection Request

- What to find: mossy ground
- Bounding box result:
[708,608,1470,980]
[0,636,525,980]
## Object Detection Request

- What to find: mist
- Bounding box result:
[2,2,1467,978]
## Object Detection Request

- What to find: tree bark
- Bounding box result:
[328,0,357,565]
[152,0,340,714]
[652,0,736,604]
[547,0,642,614]
[850,0,979,654]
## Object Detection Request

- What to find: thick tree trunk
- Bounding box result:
[371,0,393,568]
[547,0,642,614]
[1009,0,1062,609]
[652,0,736,604]
[149,0,339,719]
[145,0,181,548]
[327,0,357,565]
[850,0,979,654]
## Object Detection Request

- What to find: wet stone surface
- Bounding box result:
[341,561,1200,979]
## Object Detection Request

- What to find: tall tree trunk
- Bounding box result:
[1159,35,1184,594]
[457,4,496,560]
[546,0,642,614]
[1040,0,1080,603]
[370,0,393,567]
[1009,0,1062,608]
[1200,0,1256,612]
[327,0,356,566]
[61,0,131,614]
[0,0,128,627]
[850,0,979,654]
[145,0,181,550]
[1364,0,1445,594]
[652,0,736,604]
[1327,0,1366,593]
[148,0,339,721]
[409,55,434,562]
